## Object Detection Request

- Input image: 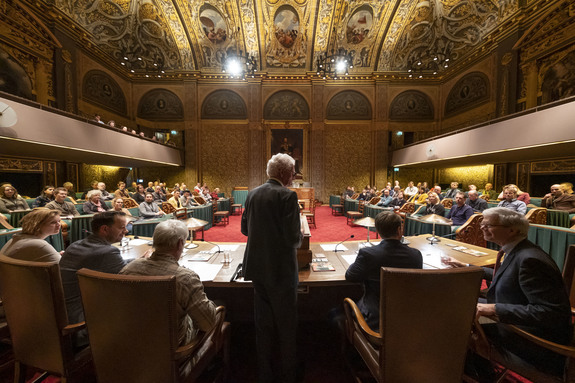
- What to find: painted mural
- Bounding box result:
[346,6,373,45]
[200,7,228,45]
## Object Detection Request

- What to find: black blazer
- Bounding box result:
[241,179,302,288]
[485,239,572,344]
[345,239,423,330]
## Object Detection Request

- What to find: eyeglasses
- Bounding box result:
[480,224,506,229]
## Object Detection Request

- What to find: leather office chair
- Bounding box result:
[455,214,487,248]
[77,269,230,383]
[344,266,483,383]
[212,201,230,226]
[0,255,92,383]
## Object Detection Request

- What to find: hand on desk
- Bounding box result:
[442,256,467,268]
[476,303,497,320]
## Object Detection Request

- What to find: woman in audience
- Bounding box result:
[167,189,182,209]
[408,186,428,204]
[390,191,406,209]
[0,185,30,213]
[83,190,110,214]
[114,181,131,199]
[63,181,76,197]
[0,209,61,262]
[132,184,147,204]
[33,185,55,208]
[111,197,133,217]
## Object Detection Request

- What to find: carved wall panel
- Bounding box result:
[531,158,575,174]
[494,164,506,192]
[82,70,127,115]
[0,158,42,172]
[66,163,79,189]
[445,72,490,116]
[137,89,184,121]
[80,164,130,192]
[516,162,530,193]
[45,161,57,186]
[326,91,372,120]
[540,49,575,104]
[263,90,309,120]
[389,90,434,121]
[201,90,247,119]
[310,129,324,200]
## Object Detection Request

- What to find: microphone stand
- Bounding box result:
[334,235,354,252]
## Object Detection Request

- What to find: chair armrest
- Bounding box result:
[343,298,382,347]
[174,305,227,361]
[62,321,86,336]
[501,323,575,358]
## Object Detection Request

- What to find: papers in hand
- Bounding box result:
[321,243,347,251]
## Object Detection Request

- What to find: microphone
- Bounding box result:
[230,263,243,282]
[201,239,222,253]
[334,234,354,252]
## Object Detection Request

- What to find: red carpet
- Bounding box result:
[205,205,376,243]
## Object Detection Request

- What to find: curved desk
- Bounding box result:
[404,215,452,238]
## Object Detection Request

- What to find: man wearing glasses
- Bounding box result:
[446,208,571,378]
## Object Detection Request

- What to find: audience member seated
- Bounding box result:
[210,187,221,201]
[127,181,137,193]
[433,185,444,200]
[421,181,430,192]
[107,120,116,128]
[446,208,571,378]
[0,184,30,213]
[541,184,575,226]
[146,182,155,193]
[376,189,393,207]
[81,180,99,199]
[180,190,197,208]
[466,190,488,212]
[152,185,167,203]
[139,193,166,218]
[63,182,76,198]
[0,209,62,262]
[83,190,110,214]
[46,187,80,218]
[59,211,138,347]
[357,188,370,201]
[408,186,428,204]
[97,182,114,201]
[114,181,131,199]
[464,184,481,197]
[479,183,498,201]
[132,184,147,204]
[201,185,212,202]
[421,192,445,216]
[94,113,104,124]
[447,192,474,227]
[389,191,406,209]
[194,183,202,194]
[444,182,461,199]
[345,211,422,330]
[497,184,530,205]
[168,189,182,209]
[111,197,133,217]
[120,219,217,378]
[561,182,574,195]
[497,187,527,215]
[404,181,418,198]
[33,185,55,208]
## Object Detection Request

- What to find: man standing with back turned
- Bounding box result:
[241,153,303,383]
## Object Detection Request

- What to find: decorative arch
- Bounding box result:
[0,48,33,100]
[263,90,309,120]
[389,90,434,121]
[445,71,490,116]
[201,90,247,119]
[326,91,372,120]
[82,70,127,115]
[137,89,184,121]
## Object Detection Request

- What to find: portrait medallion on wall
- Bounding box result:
[201,90,247,119]
[200,5,228,45]
[445,71,490,116]
[271,129,303,175]
[137,89,184,121]
[264,91,309,120]
[326,91,371,120]
[541,50,575,104]
[82,70,127,116]
[389,90,434,121]
[346,6,373,45]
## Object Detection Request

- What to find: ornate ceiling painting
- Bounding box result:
[46,0,518,76]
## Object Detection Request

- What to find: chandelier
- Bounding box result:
[221,50,257,80]
[315,48,354,80]
[120,51,165,77]
[407,45,453,79]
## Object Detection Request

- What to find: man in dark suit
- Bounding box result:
[241,153,302,383]
[345,211,423,330]
[447,207,572,377]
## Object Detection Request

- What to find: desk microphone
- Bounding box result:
[201,239,222,253]
[334,234,354,252]
[230,263,243,282]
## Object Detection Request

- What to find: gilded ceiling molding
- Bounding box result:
[201,90,248,119]
[326,90,372,120]
[389,90,434,121]
[263,90,310,120]
[263,1,309,69]
[137,88,184,121]
[444,71,490,116]
[82,70,127,115]
[238,0,259,59]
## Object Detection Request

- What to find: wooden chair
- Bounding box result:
[304,199,316,229]
[0,256,92,383]
[230,196,243,215]
[343,267,483,383]
[212,201,229,226]
[441,198,454,208]
[161,202,176,214]
[331,196,344,216]
[346,200,365,226]
[479,194,489,201]
[122,198,139,209]
[194,196,206,205]
[0,215,14,230]
[77,269,230,383]
[455,213,486,248]
[174,208,188,221]
[368,196,381,205]
[525,207,547,225]
[396,202,415,219]
[350,193,359,200]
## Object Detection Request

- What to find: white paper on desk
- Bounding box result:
[422,254,448,269]
[341,254,358,266]
[129,239,150,246]
[181,262,223,281]
[321,244,347,251]
[214,245,239,252]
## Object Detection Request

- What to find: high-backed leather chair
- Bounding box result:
[77,269,230,383]
[0,255,92,383]
[344,267,483,383]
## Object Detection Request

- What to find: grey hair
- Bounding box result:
[86,190,102,200]
[266,153,295,179]
[468,190,478,196]
[483,207,529,237]
[153,220,189,250]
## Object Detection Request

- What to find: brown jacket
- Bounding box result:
[541,193,575,213]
